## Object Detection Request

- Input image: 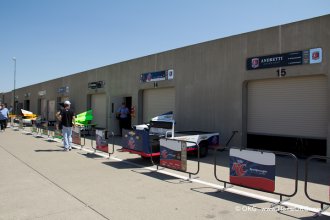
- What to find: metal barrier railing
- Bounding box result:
[11,117,20,131]
[33,123,44,138]
[30,124,38,135]
[214,147,298,207]
[225,131,238,147]
[150,138,200,180]
[13,122,330,217]
[305,155,330,217]
[109,132,115,156]
[72,126,86,148]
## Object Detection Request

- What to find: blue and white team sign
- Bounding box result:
[229,148,276,192]
[160,139,187,171]
[96,129,108,153]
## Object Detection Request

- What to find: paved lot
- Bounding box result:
[0,127,329,220]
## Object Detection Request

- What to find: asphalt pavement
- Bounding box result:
[0,127,329,220]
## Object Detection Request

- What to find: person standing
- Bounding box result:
[56,101,75,151]
[56,103,64,131]
[116,102,130,136]
[0,104,9,132]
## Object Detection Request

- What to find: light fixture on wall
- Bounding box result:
[88,81,105,89]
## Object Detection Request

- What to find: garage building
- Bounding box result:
[1,14,329,157]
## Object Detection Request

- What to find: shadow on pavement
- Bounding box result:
[78,152,104,159]
[35,149,64,152]
[190,187,329,219]
[191,186,264,204]
[132,169,191,184]
[102,158,153,169]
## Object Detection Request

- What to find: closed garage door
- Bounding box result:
[48,100,56,121]
[247,76,328,139]
[143,88,175,123]
[41,99,47,120]
[91,93,107,128]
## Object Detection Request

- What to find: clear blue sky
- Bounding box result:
[1,0,330,92]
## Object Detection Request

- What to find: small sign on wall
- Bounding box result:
[38,90,46,96]
[167,69,174,80]
[309,48,322,64]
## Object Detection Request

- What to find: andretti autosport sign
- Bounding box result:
[247,48,322,70]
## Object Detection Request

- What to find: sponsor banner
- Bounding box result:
[122,129,150,153]
[57,86,69,94]
[229,148,275,192]
[160,139,187,171]
[140,71,166,82]
[140,69,174,83]
[72,126,81,145]
[96,129,108,152]
[247,48,322,70]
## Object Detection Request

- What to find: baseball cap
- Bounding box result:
[64,100,71,105]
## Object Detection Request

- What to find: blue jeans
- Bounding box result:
[62,126,72,149]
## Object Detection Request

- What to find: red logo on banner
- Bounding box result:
[312,51,319,60]
[161,150,168,159]
[232,162,247,176]
[251,58,259,69]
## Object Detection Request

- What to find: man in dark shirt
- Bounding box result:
[56,100,75,151]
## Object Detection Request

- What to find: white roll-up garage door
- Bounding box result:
[143,88,175,123]
[247,76,328,139]
[91,93,107,128]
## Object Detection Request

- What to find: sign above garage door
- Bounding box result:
[140,69,174,83]
[247,48,322,70]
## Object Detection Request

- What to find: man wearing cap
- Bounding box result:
[56,100,75,151]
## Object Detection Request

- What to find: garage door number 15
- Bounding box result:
[277,68,286,77]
